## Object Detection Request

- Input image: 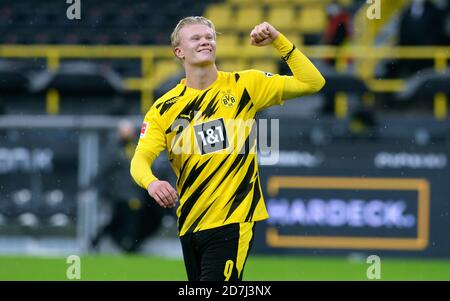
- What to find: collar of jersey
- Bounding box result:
[180,71,224,95]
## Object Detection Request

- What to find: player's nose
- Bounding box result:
[199,38,211,46]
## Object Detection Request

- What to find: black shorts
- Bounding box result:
[179,222,256,281]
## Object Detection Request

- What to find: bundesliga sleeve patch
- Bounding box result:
[140,122,148,138]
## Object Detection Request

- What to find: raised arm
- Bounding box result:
[250,22,326,99]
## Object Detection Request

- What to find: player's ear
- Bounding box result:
[174,47,185,60]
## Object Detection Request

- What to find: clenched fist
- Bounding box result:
[147,180,178,208]
[250,22,279,46]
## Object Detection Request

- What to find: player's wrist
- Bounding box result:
[146,178,159,191]
[270,30,279,41]
[272,33,294,55]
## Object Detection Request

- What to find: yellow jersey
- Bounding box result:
[131,33,325,236]
[136,70,286,236]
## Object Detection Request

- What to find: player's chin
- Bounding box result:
[194,55,215,66]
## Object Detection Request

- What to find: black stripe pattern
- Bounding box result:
[178,158,228,232]
[224,160,255,221]
[235,88,251,118]
[185,201,214,234]
[202,91,220,118]
[245,178,261,222]
[156,86,186,116]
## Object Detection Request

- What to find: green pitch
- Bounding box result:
[0,255,449,280]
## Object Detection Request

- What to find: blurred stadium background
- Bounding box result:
[1,0,450,280]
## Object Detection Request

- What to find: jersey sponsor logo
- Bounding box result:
[140,122,148,138]
[179,113,192,120]
[221,91,236,107]
[165,96,180,105]
[194,118,229,155]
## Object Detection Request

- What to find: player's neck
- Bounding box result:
[184,64,218,90]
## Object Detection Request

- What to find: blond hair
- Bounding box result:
[170,16,216,48]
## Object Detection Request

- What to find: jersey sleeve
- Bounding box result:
[241,69,287,112]
[241,33,325,112]
[135,104,166,157]
[130,103,167,189]
[272,33,326,100]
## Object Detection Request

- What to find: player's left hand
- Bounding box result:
[250,22,279,47]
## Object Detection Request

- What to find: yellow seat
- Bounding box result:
[215,33,241,56]
[250,59,279,74]
[204,4,234,31]
[284,33,304,47]
[261,0,291,5]
[153,59,182,86]
[337,0,353,6]
[235,6,264,31]
[296,0,354,5]
[292,0,331,5]
[227,0,259,4]
[217,59,249,72]
[296,6,327,34]
[267,6,297,32]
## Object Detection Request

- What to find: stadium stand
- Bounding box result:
[1,0,450,258]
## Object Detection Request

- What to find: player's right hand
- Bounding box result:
[250,22,279,47]
[147,180,178,208]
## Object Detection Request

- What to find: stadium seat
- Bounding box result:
[62,33,81,45]
[6,189,41,226]
[0,190,12,219]
[337,0,354,6]
[284,33,304,47]
[227,0,259,5]
[217,59,249,73]
[204,4,234,32]
[47,213,71,227]
[17,212,39,227]
[1,0,218,46]
[261,0,292,5]
[37,189,76,222]
[292,0,331,5]
[152,59,183,87]
[235,6,265,32]
[295,6,327,34]
[0,61,30,92]
[0,7,12,26]
[115,7,136,27]
[86,6,105,27]
[250,59,279,74]
[11,189,33,210]
[95,33,112,45]
[396,69,450,115]
[216,33,241,56]
[267,6,297,32]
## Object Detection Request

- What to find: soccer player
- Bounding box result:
[130,16,325,281]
